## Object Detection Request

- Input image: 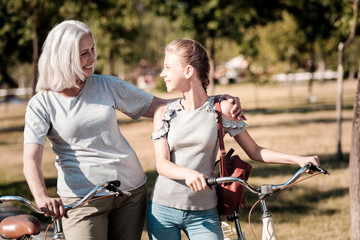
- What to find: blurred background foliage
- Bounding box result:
[0,0,358,92]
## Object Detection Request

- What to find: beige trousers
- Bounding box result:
[61,183,147,240]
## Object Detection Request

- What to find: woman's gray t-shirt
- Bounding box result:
[24,74,154,197]
[150,97,247,211]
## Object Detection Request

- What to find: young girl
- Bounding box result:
[146,38,320,240]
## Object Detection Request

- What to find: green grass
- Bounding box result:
[0,79,355,239]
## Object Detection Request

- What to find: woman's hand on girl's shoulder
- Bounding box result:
[220,94,246,120]
[220,100,240,121]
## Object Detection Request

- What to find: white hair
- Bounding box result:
[36,20,96,92]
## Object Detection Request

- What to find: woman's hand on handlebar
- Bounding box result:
[37,196,67,220]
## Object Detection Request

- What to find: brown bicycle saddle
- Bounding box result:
[0,214,41,239]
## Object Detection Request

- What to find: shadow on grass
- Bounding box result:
[243,186,348,224]
[245,103,354,115]
[0,178,57,197]
[0,125,24,133]
[247,117,353,130]
[0,178,57,222]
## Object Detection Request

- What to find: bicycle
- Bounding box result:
[207,162,330,240]
[0,180,131,240]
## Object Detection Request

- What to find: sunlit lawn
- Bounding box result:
[0,79,355,240]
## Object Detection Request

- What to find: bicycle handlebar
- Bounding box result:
[0,180,131,239]
[65,180,130,210]
[0,195,43,213]
[207,162,329,196]
[0,180,131,213]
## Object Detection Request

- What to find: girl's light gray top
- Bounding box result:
[24,74,154,197]
[151,97,247,210]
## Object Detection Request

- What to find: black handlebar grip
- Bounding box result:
[105,180,122,194]
[309,163,330,175]
[108,180,121,187]
[206,178,217,186]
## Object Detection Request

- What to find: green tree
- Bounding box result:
[59,0,142,77]
[0,0,64,94]
[251,11,306,76]
[148,0,285,93]
[284,0,344,101]
[1,0,144,92]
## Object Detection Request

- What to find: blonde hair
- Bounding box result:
[36,20,96,92]
[165,38,210,92]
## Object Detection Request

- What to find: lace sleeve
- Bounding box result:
[151,122,169,141]
[222,118,248,137]
[151,100,181,141]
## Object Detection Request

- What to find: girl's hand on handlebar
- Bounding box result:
[37,197,67,220]
[184,170,209,192]
[297,155,320,173]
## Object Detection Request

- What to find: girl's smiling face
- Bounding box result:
[160,52,187,92]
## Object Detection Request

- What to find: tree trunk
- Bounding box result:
[109,51,115,76]
[348,2,359,239]
[307,45,316,102]
[336,0,358,162]
[336,42,344,161]
[31,14,39,96]
[350,69,360,240]
[206,38,215,95]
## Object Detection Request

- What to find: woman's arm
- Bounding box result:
[143,95,245,119]
[23,143,66,219]
[142,96,169,118]
[152,105,208,191]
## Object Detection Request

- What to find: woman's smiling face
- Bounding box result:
[78,33,96,79]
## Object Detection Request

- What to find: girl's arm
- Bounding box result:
[152,105,208,191]
[23,143,66,219]
[234,131,319,167]
[220,100,319,167]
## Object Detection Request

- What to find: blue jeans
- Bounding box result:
[146,201,224,240]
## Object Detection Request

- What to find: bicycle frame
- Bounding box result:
[210,163,329,240]
[0,180,130,240]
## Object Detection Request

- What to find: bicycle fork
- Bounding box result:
[260,199,277,240]
[52,219,65,239]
